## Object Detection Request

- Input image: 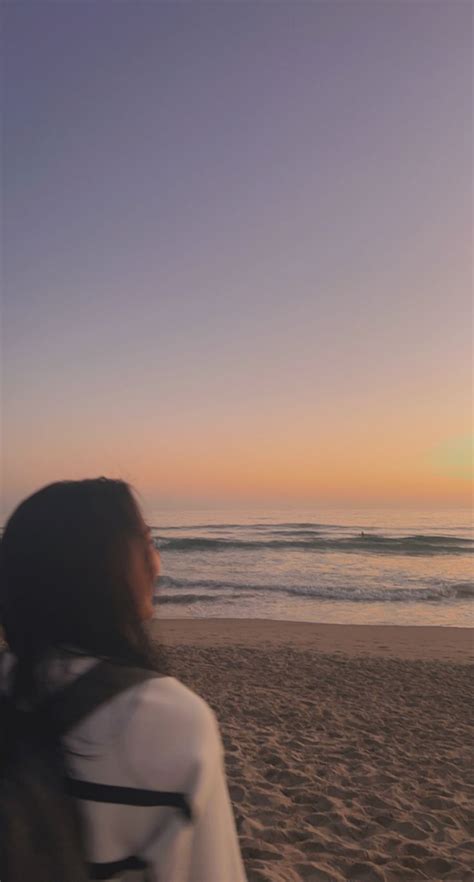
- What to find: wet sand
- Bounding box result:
[152,619,473,882]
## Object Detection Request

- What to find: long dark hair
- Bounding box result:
[0,478,166,706]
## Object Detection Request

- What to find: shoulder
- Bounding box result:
[129,675,220,755]
[121,676,221,792]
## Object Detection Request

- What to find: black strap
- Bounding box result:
[89,855,147,880]
[66,778,192,820]
[34,660,162,737]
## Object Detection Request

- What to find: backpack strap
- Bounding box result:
[34,660,162,738]
[34,660,193,822]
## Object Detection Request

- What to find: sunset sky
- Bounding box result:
[2,1,472,516]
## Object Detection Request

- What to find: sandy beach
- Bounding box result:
[152,619,473,882]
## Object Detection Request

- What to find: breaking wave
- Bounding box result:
[154,533,473,556]
[156,576,474,604]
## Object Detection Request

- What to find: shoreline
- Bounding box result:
[151,618,473,663]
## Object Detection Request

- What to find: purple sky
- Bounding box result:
[2,1,472,513]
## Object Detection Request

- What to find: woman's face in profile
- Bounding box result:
[128,523,160,620]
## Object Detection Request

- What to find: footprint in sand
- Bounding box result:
[399,842,432,858]
[294,862,343,882]
[249,789,289,808]
[422,857,456,875]
[304,811,335,828]
[346,861,384,881]
[420,794,457,810]
[264,769,309,786]
[258,750,288,767]
[298,840,329,856]
[229,784,246,802]
[241,845,283,862]
[373,812,394,827]
[392,820,429,840]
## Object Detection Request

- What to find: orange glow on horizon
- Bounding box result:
[4,427,472,513]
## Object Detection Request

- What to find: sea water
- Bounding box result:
[149,508,473,627]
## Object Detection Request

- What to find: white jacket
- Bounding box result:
[0,649,247,882]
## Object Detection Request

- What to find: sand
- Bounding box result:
[152,619,474,882]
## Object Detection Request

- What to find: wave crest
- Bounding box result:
[156,576,474,604]
[154,533,473,556]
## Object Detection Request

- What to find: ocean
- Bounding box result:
[149,508,473,627]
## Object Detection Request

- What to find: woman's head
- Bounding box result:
[0,478,160,666]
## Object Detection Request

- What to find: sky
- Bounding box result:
[2,1,473,516]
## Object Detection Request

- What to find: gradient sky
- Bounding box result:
[2,1,472,515]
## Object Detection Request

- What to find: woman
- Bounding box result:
[0,478,247,882]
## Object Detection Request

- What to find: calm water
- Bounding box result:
[149,508,473,627]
